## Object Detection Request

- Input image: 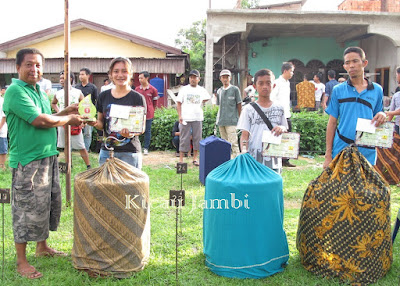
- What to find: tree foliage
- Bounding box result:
[175,20,206,72]
[241,0,259,8]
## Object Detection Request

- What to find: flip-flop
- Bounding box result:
[18,267,43,279]
[193,160,199,166]
[36,250,69,257]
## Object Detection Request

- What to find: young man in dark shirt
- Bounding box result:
[75,67,98,151]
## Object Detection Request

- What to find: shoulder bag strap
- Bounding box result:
[250,102,273,130]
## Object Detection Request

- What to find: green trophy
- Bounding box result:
[78,94,96,121]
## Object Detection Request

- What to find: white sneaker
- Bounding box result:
[143,149,149,155]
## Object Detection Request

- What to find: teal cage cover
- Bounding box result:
[203,153,289,279]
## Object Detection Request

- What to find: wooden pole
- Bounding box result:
[64,0,72,206]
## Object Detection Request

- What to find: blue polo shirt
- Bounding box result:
[325,78,383,165]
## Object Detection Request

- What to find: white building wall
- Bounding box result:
[362,35,399,94]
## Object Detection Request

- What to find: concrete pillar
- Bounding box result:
[205,27,214,96]
[239,38,248,97]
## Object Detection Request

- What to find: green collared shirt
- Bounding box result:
[3,78,58,167]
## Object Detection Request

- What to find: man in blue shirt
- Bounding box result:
[323,69,339,110]
[323,47,386,168]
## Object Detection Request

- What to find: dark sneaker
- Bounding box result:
[283,161,296,167]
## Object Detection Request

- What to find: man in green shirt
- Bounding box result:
[216,69,242,157]
[3,48,83,280]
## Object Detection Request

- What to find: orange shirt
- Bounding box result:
[296,81,315,108]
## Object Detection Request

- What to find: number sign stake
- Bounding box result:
[169,162,188,285]
[0,188,10,280]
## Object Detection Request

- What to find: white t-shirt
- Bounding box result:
[237,102,287,171]
[0,97,7,138]
[101,82,115,92]
[38,78,52,93]
[244,84,256,98]
[55,87,83,110]
[176,84,211,121]
[311,81,325,102]
[270,75,291,118]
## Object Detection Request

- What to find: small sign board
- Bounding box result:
[0,189,10,204]
[58,162,69,174]
[176,162,188,174]
[169,190,185,207]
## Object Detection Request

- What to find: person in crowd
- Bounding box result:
[310,72,325,112]
[89,57,145,168]
[103,78,110,88]
[171,120,180,157]
[3,48,83,279]
[51,71,91,169]
[171,120,193,157]
[338,77,346,83]
[135,71,159,155]
[270,61,295,167]
[0,89,7,170]
[75,67,98,151]
[237,68,287,174]
[216,69,242,157]
[244,74,257,102]
[38,74,52,96]
[395,66,400,93]
[176,69,211,166]
[323,69,339,109]
[323,47,386,168]
[296,74,315,109]
[101,77,115,92]
[386,67,400,134]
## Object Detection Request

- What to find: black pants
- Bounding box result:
[283,118,292,164]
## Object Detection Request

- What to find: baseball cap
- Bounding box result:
[220,69,231,77]
[189,70,200,77]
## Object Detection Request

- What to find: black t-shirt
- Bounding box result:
[96,89,145,153]
[75,82,98,106]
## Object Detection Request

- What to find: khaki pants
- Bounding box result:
[219,125,239,158]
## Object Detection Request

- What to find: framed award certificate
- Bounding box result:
[108,105,146,135]
[355,122,394,148]
[262,132,300,159]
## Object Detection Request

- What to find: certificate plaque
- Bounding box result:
[109,105,146,135]
[355,122,394,148]
[262,132,300,159]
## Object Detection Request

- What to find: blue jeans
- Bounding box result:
[144,119,153,150]
[99,149,141,169]
[0,137,7,154]
[83,125,93,151]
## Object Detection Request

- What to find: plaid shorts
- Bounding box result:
[11,156,62,243]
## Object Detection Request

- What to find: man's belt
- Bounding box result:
[336,129,375,150]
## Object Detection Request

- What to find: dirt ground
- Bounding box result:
[142,150,180,167]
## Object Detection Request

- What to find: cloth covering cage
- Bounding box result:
[199,135,231,185]
[374,132,400,185]
[72,158,150,278]
[203,153,289,279]
[297,146,392,285]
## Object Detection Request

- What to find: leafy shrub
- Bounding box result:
[145,105,219,151]
[291,111,329,155]
[139,106,328,154]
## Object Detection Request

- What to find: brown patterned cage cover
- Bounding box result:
[375,132,400,185]
[296,146,392,285]
[72,158,150,278]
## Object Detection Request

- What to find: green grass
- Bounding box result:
[0,152,399,285]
